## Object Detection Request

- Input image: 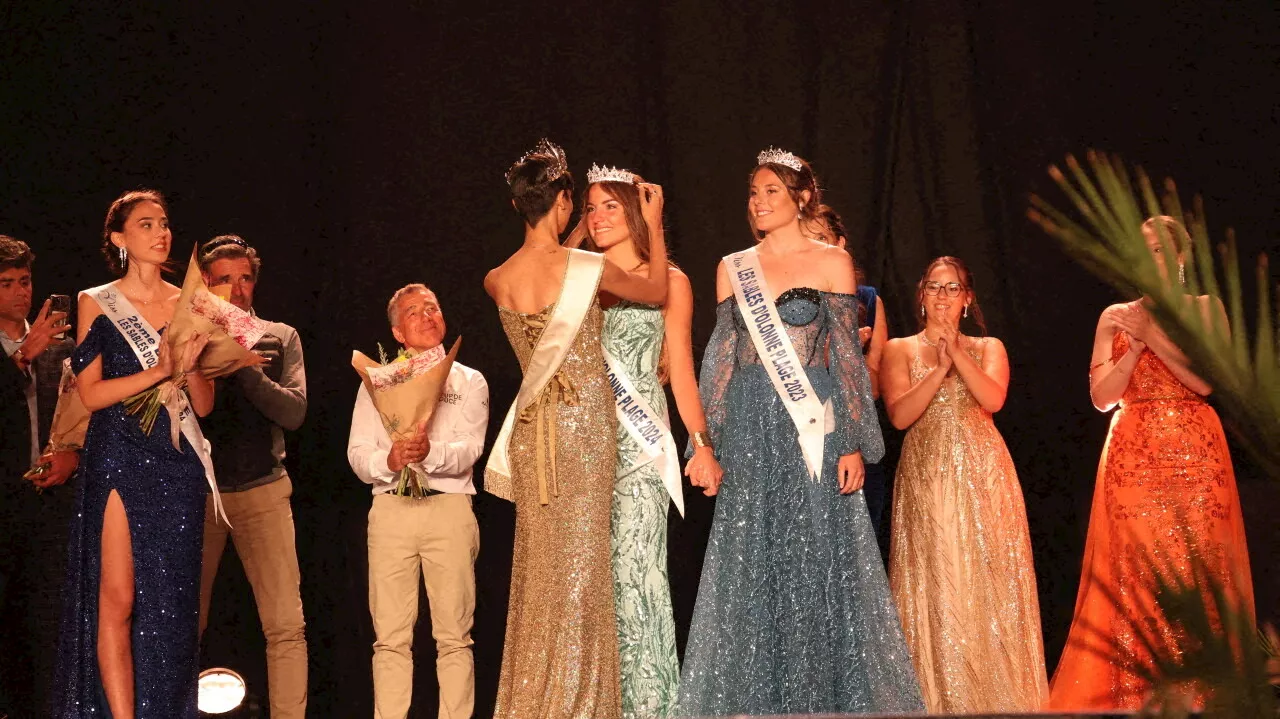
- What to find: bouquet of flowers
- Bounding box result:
[352,338,461,497]
[124,248,269,439]
[23,357,90,486]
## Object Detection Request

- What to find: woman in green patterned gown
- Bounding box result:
[569,164,723,717]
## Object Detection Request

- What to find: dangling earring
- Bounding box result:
[1178,262,1186,286]
[963,304,969,319]
[119,246,128,269]
[920,305,925,318]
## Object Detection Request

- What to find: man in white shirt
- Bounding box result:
[347,284,488,719]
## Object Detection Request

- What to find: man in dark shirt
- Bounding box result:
[197,235,308,719]
[0,235,77,718]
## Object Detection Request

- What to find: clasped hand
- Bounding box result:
[1105,304,1152,348]
[685,447,723,496]
[388,421,430,473]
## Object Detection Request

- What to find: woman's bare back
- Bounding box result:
[485,245,571,314]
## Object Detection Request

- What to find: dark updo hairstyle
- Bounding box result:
[101,189,168,276]
[747,153,822,240]
[915,255,987,335]
[507,142,575,228]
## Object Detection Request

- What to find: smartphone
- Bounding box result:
[49,294,71,339]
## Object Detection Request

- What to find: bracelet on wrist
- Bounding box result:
[691,431,713,451]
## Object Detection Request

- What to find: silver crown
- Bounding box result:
[585,163,637,185]
[756,146,804,172]
[506,138,568,186]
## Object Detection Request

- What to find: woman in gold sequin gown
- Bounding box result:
[1049,217,1254,710]
[484,140,668,719]
[883,257,1048,712]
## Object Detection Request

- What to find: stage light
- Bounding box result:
[198,667,246,714]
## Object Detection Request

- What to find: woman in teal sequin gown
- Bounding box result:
[677,154,922,716]
[572,168,723,717]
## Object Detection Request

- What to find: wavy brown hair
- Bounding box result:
[915,255,987,335]
[747,156,822,240]
[580,178,655,264]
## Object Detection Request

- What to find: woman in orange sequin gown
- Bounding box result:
[1049,217,1255,710]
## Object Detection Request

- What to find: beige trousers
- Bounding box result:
[368,492,479,719]
[200,477,308,719]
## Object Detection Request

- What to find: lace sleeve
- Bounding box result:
[825,292,885,462]
[686,298,739,458]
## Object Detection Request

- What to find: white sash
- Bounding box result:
[85,283,226,524]
[725,248,831,479]
[485,250,605,502]
[604,346,684,517]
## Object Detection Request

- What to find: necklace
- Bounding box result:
[918,331,938,347]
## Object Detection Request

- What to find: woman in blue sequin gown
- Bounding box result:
[55,191,214,718]
[677,155,922,716]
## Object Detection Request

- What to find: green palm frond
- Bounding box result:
[1029,151,1279,478]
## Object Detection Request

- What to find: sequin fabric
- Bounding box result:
[888,337,1048,711]
[54,314,207,718]
[677,290,923,716]
[493,300,621,719]
[602,301,680,718]
[1049,332,1255,710]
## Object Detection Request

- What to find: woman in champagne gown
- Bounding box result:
[1049,217,1254,710]
[484,140,668,719]
[882,256,1048,712]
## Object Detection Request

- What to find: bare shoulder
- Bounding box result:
[883,335,913,361]
[976,335,1006,355]
[77,290,104,318]
[483,266,504,299]
[163,281,182,301]
[816,242,853,266]
[667,265,693,294]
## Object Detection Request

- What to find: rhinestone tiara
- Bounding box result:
[756,146,804,172]
[506,138,568,186]
[585,163,637,185]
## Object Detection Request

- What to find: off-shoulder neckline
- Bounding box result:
[717,287,858,306]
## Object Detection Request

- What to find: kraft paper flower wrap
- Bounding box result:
[23,358,91,485]
[352,338,461,497]
[123,248,269,441]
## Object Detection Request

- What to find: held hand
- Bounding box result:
[180,332,211,375]
[387,421,430,473]
[837,452,865,494]
[937,323,962,352]
[30,450,78,489]
[154,335,176,379]
[17,299,69,363]
[684,447,724,497]
[638,183,664,228]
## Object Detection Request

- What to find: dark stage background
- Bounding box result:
[2,2,1276,717]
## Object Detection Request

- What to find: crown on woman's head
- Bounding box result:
[585,163,637,185]
[756,146,804,172]
[506,138,569,186]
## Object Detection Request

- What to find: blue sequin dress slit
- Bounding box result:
[54,314,207,718]
[677,289,923,716]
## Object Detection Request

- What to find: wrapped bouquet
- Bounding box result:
[352,338,461,497]
[124,248,269,440]
[23,357,91,486]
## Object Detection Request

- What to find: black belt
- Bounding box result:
[387,487,445,498]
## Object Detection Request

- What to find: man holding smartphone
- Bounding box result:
[0,234,78,717]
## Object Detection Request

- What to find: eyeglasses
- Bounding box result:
[923,281,964,297]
